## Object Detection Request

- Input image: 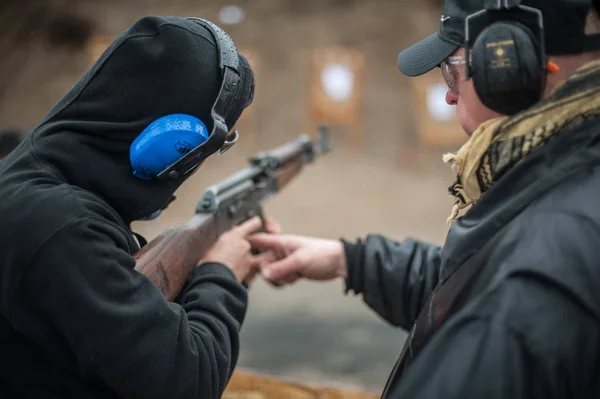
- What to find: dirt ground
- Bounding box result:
[1,0,463,392]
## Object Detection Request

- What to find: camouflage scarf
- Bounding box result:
[443,60,600,223]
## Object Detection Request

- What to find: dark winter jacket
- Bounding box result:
[344,115,600,398]
[0,16,253,399]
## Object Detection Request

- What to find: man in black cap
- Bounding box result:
[0,16,272,399]
[249,1,600,397]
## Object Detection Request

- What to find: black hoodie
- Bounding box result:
[0,16,254,399]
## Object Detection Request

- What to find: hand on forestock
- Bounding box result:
[247,231,347,286]
[198,216,281,286]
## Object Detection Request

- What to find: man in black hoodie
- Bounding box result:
[0,16,262,399]
[249,1,600,398]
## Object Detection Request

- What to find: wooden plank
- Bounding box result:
[224,370,381,399]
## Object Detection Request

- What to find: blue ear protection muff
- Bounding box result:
[464,0,546,116]
[130,18,243,182]
[130,114,210,180]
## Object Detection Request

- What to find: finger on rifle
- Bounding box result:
[247,232,285,251]
[260,253,301,282]
[233,216,262,236]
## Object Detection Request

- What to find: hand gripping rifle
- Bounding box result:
[133,127,332,301]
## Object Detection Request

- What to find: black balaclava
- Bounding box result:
[29,16,254,224]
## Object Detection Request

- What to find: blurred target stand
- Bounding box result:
[220,46,367,155]
[306,46,366,153]
[305,46,467,160]
[409,72,466,147]
[398,69,467,167]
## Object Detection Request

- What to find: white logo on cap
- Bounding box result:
[440,15,450,22]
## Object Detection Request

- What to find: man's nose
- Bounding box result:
[446,89,458,105]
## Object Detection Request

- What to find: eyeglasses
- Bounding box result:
[441,55,466,91]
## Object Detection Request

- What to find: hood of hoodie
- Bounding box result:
[29,16,254,223]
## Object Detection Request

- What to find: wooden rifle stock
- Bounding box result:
[133,214,218,302]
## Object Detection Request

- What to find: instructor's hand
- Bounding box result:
[199,216,280,284]
[247,233,347,286]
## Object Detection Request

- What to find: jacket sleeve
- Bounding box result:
[342,234,442,330]
[10,218,247,399]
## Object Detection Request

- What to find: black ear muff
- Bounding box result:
[471,21,544,115]
[464,3,547,116]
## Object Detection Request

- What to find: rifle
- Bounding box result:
[133,127,332,301]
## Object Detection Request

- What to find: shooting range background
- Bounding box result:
[0,0,462,391]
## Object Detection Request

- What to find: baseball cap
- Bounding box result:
[397,0,600,77]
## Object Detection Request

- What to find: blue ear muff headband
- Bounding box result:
[129,18,243,182]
